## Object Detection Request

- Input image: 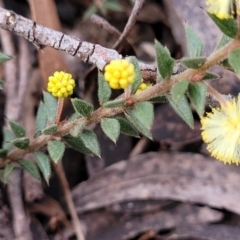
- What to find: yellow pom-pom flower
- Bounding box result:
[206,0,240,19]
[201,95,240,165]
[104,59,135,89]
[47,71,76,98]
[136,81,152,94]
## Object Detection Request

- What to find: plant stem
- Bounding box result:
[55,97,64,124]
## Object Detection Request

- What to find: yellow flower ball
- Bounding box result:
[201,95,240,165]
[47,71,76,98]
[206,0,240,19]
[136,80,152,94]
[104,59,136,89]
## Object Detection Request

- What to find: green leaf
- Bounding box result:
[0,80,4,89]
[116,117,140,138]
[149,95,168,103]
[188,82,207,117]
[104,1,122,12]
[202,71,219,80]
[0,149,8,158]
[69,121,86,137]
[34,151,51,183]
[208,13,238,38]
[83,5,98,20]
[12,137,30,149]
[185,24,203,57]
[47,140,65,163]
[170,79,189,105]
[3,164,14,183]
[63,135,94,155]
[215,34,232,51]
[103,99,126,108]
[129,56,142,94]
[155,40,175,79]
[42,124,58,135]
[71,98,93,117]
[0,52,13,63]
[125,102,154,139]
[228,48,240,75]
[3,128,14,151]
[79,130,100,157]
[17,159,41,181]
[43,91,57,124]
[101,118,120,143]
[35,101,47,133]
[9,120,26,138]
[180,57,206,69]
[220,58,233,71]
[167,95,194,128]
[98,72,111,105]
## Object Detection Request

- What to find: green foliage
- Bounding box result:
[69,121,86,137]
[103,99,126,108]
[0,149,8,158]
[208,13,238,38]
[149,95,168,103]
[180,57,206,69]
[170,80,189,105]
[98,72,111,105]
[3,128,14,152]
[101,118,120,143]
[167,95,194,129]
[215,34,232,51]
[12,137,30,149]
[129,56,142,94]
[42,124,58,135]
[17,159,41,181]
[116,117,140,138]
[125,102,154,139]
[185,24,203,58]
[188,82,207,117]
[155,40,175,79]
[0,80,4,89]
[9,120,26,138]
[2,164,14,183]
[35,101,47,133]
[43,91,57,124]
[228,49,240,75]
[34,151,51,183]
[71,98,93,117]
[47,140,65,163]
[202,72,219,80]
[0,52,13,63]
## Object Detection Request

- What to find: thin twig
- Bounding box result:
[54,161,85,240]
[113,0,145,49]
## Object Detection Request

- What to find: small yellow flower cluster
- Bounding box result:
[201,95,240,165]
[104,59,135,89]
[136,81,152,93]
[206,0,240,19]
[47,71,76,98]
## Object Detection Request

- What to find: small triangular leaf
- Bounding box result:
[208,13,238,38]
[3,163,14,183]
[79,130,101,157]
[180,57,206,69]
[17,159,41,181]
[43,91,57,124]
[3,128,14,151]
[98,72,111,105]
[42,124,58,135]
[0,52,13,63]
[202,71,219,80]
[101,118,120,143]
[47,140,66,163]
[12,137,30,149]
[104,1,122,12]
[125,102,154,139]
[35,101,47,133]
[9,120,26,138]
[167,95,194,128]
[0,149,8,158]
[129,56,142,94]
[155,40,175,79]
[34,151,51,183]
[215,34,232,51]
[188,82,207,117]
[71,98,93,117]
[170,79,189,105]
[149,95,168,103]
[116,117,140,138]
[103,99,126,108]
[228,48,240,75]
